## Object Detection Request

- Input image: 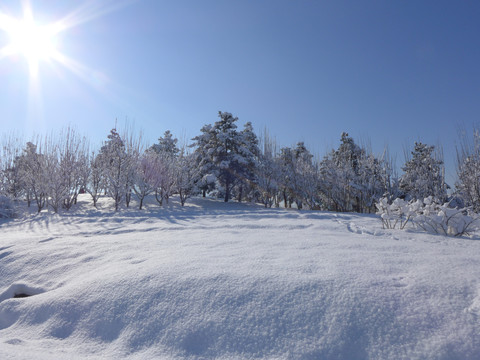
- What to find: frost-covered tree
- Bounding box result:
[43,141,64,213]
[319,133,363,212]
[191,111,258,202]
[174,149,196,206]
[278,146,295,208]
[122,130,143,208]
[0,135,24,200]
[400,142,447,202]
[191,124,216,197]
[151,130,179,156]
[292,142,320,209]
[234,122,259,202]
[58,128,89,211]
[150,131,179,206]
[255,153,280,208]
[254,131,280,208]
[98,129,130,211]
[16,141,48,212]
[319,133,389,213]
[276,142,320,210]
[133,150,160,210]
[85,151,105,208]
[456,130,480,211]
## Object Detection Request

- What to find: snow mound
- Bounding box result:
[1,195,480,359]
[0,283,46,303]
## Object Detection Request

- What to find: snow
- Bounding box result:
[1,195,480,359]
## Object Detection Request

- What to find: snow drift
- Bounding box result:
[1,195,479,359]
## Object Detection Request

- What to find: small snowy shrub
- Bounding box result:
[376,197,414,229]
[413,197,479,236]
[0,195,16,219]
[376,196,480,237]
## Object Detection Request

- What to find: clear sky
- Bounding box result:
[1,0,479,184]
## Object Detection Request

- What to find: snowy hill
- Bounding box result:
[1,195,479,359]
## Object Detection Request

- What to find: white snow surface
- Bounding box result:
[1,195,480,359]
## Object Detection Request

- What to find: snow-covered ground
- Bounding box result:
[1,195,480,359]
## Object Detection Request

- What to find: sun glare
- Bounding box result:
[9,18,55,60]
[0,6,60,77]
[0,0,130,100]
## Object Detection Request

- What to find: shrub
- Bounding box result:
[0,196,16,219]
[376,196,479,237]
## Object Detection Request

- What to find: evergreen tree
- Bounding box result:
[234,122,259,202]
[456,130,480,211]
[191,124,216,197]
[151,130,180,156]
[400,142,447,201]
[191,111,258,202]
[319,133,389,213]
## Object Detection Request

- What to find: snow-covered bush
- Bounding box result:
[0,195,15,218]
[376,197,414,230]
[376,196,480,237]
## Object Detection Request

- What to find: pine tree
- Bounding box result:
[191,124,216,198]
[319,133,389,213]
[151,130,179,156]
[234,122,259,202]
[400,142,447,202]
[456,130,480,211]
[191,111,258,202]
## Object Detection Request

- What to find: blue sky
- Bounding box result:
[1,0,479,184]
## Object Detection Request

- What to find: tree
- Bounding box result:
[98,129,130,211]
[278,146,295,208]
[17,142,48,213]
[456,130,480,211]
[1,135,24,200]
[400,142,447,202]
[191,112,258,202]
[255,153,280,208]
[254,130,281,208]
[174,150,196,206]
[58,128,89,211]
[319,133,389,213]
[191,124,216,198]
[150,131,179,206]
[151,130,179,156]
[234,122,259,202]
[85,151,105,208]
[133,150,160,210]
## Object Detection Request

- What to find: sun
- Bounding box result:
[8,15,57,72]
[0,0,132,85]
[0,5,61,77]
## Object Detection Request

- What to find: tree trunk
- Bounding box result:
[155,189,163,206]
[224,178,230,202]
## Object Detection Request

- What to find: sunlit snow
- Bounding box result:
[1,195,479,359]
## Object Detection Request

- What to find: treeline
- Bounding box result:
[0,111,477,216]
